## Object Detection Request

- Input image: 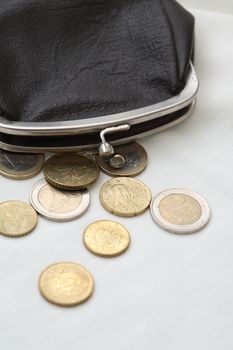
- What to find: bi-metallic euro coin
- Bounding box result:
[30,178,90,222]
[0,150,44,179]
[150,188,210,234]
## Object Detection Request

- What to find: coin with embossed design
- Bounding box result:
[100,177,152,217]
[0,200,38,237]
[83,220,130,257]
[97,143,148,177]
[44,153,100,190]
[150,188,210,234]
[38,262,94,306]
[30,178,90,222]
[0,150,44,179]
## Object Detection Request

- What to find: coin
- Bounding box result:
[100,177,152,217]
[0,150,44,179]
[150,189,210,234]
[30,178,90,222]
[96,142,148,177]
[43,153,100,190]
[38,262,94,307]
[83,220,130,257]
[0,200,38,237]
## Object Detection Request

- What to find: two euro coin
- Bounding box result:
[150,188,210,234]
[30,178,90,222]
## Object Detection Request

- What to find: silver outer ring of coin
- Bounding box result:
[30,178,90,222]
[150,188,210,234]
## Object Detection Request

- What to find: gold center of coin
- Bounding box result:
[38,184,82,213]
[100,177,151,217]
[159,194,202,225]
[0,201,37,237]
[39,263,94,306]
[83,220,130,257]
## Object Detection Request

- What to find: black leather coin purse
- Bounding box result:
[0,0,198,155]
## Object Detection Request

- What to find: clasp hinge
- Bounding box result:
[98,124,130,157]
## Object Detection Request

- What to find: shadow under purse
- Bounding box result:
[0,0,198,154]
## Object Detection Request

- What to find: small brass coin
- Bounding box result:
[0,150,44,179]
[100,177,152,217]
[83,220,130,257]
[97,142,148,177]
[150,189,210,234]
[38,262,94,307]
[0,200,38,237]
[30,178,90,222]
[44,153,100,190]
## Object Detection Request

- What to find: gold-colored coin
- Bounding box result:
[0,200,38,237]
[43,153,100,190]
[83,220,130,257]
[38,262,94,307]
[96,142,148,177]
[0,150,44,179]
[100,177,152,217]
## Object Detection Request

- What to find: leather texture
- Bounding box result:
[0,0,194,123]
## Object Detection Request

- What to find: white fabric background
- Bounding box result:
[0,2,233,350]
[180,0,233,14]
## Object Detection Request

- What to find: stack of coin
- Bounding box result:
[30,153,100,222]
[0,142,211,307]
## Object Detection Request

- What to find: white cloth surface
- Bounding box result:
[0,4,233,350]
[180,0,233,14]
